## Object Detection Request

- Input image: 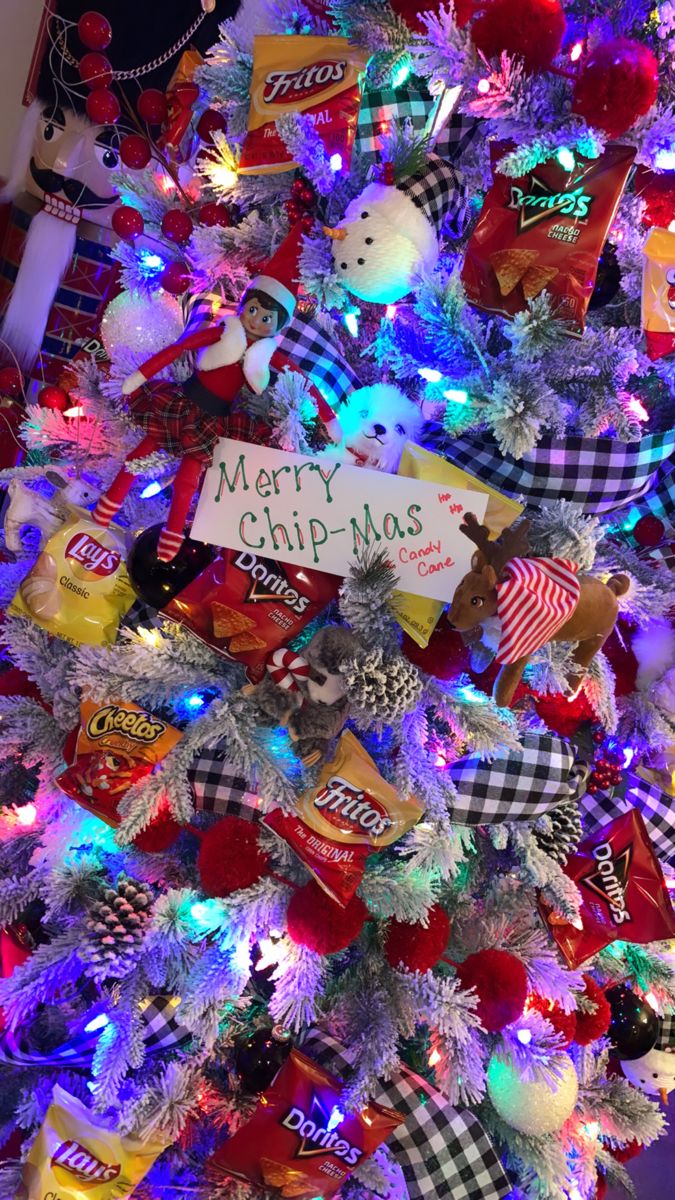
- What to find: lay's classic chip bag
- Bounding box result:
[16,1084,168,1200]
[10,513,134,646]
[394,444,523,647]
[239,36,367,175]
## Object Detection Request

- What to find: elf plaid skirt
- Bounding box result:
[127,381,270,462]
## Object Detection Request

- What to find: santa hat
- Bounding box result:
[249,223,304,319]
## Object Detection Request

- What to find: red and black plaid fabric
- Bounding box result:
[128,381,271,461]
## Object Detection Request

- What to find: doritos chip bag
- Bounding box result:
[641,226,675,361]
[58,700,182,826]
[16,1084,168,1200]
[540,808,675,968]
[164,549,339,682]
[462,143,635,333]
[394,444,523,647]
[210,1049,403,1198]
[9,513,134,646]
[264,731,423,905]
[239,36,367,175]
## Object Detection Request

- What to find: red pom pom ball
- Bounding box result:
[572,38,659,138]
[120,135,152,170]
[79,52,113,90]
[161,260,191,295]
[528,994,577,1046]
[287,881,367,955]
[198,815,270,897]
[85,88,120,125]
[471,0,566,73]
[78,11,112,51]
[455,948,528,1032]
[112,206,144,240]
[384,904,451,972]
[133,808,182,853]
[196,109,228,143]
[161,210,194,246]
[199,202,231,228]
[137,89,169,126]
[0,367,24,397]
[38,385,69,412]
[633,514,665,549]
[574,975,612,1045]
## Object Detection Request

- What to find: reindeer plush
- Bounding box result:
[447,514,630,707]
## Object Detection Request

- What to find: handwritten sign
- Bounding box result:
[190,440,489,603]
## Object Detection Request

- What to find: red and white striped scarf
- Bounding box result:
[495,558,580,664]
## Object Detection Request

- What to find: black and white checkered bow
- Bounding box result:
[447,733,583,825]
[276,311,360,412]
[300,1029,510,1200]
[402,152,467,239]
[446,431,675,513]
[656,1014,675,1051]
[189,747,262,819]
[578,771,675,867]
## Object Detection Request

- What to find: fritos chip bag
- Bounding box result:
[539,808,675,968]
[641,226,675,361]
[9,513,134,646]
[394,443,523,647]
[58,699,182,825]
[462,143,635,333]
[264,730,423,905]
[164,549,339,682]
[239,36,367,175]
[210,1049,403,1198]
[16,1084,168,1200]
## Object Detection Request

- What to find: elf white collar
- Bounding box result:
[196,314,280,394]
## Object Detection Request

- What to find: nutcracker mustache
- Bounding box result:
[30,160,117,210]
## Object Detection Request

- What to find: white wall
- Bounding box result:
[0,0,44,179]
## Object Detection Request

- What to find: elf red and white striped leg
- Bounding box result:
[156,453,206,562]
[92,434,160,528]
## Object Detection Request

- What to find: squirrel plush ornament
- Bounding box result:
[447,514,630,707]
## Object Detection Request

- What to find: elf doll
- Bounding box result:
[92,224,341,561]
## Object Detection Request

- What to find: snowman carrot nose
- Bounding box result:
[659,1087,669,1105]
[323,225,347,241]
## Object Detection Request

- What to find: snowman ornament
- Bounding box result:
[324,154,465,305]
[621,1042,675,1104]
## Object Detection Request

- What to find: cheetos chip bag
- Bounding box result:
[539,808,675,968]
[264,730,423,905]
[58,699,182,825]
[16,1084,168,1200]
[239,36,367,175]
[209,1049,403,1197]
[9,513,134,646]
[641,226,675,361]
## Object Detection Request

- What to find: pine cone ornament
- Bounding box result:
[82,875,153,980]
[532,800,583,864]
[341,648,422,721]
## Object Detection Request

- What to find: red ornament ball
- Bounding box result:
[455,948,528,1032]
[0,367,24,397]
[633,513,665,549]
[137,88,169,126]
[161,210,194,246]
[299,184,316,209]
[300,214,316,234]
[291,178,307,200]
[574,975,612,1045]
[85,87,120,125]
[133,808,182,852]
[384,903,451,973]
[38,385,69,412]
[196,108,228,143]
[120,134,152,170]
[79,52,113,90]
[528,994,577,1046]
[199,202,231,228]
[470,0,566,73]
[160,260,191,295]
[78,10,112,51]
[112,205,144,240]
[572,38,659,138]
[285,200,303,224]
[197,815,270,897]
[287,881,367,955]
[638,171,675,230]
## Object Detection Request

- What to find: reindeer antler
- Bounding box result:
[460,513,531,576]
[460,513,492,562]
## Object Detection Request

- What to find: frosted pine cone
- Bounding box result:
[82,875,152,981]
[341,648,423,721]
[532,801,583,865]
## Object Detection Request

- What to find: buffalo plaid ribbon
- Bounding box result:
[448,733,583,825]
[656,1014,675,1051]
[446,431,675,513]
[189,746,262,818]
[403,151,467,239]
[620,462,675,535]
[277,311,359,412]
[301,1029,510,1200]
[578,770,675,867]
[357,85,433,162]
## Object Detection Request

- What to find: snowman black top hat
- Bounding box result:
[325,152,465,306]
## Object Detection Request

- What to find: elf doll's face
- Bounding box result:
[26,103,120,228]
[240,296,280,340]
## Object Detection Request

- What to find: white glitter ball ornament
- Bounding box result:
[487,1051,579,1135]
[100,291,184,361]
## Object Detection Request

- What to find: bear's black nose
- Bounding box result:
[373,423,386,436]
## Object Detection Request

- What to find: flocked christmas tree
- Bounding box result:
[0,2,675,1200]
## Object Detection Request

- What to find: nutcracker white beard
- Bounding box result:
[0,209,76,369]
